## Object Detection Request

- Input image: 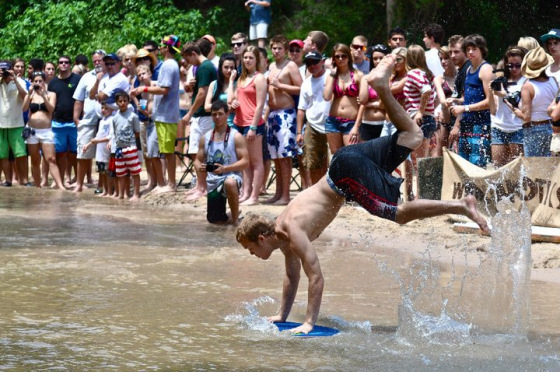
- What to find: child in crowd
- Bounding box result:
[132,64,159,193]
[109,91,142,201]
[83,101,115,196]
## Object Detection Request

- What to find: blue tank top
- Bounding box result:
[463,62,490,124]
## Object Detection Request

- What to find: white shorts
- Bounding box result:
[250,23,268,40]
[188,116,214,154]
[25,128,55,145]
[77,125,98,159]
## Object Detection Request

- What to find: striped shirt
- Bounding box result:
[404,69,435,117]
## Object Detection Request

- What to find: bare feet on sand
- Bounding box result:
[186,189,206,202]
[463,195,490,234]
[153,185,177,195]
[240,198,259,206]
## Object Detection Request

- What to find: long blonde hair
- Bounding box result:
[240,46,261,81]
[406,44,433,81]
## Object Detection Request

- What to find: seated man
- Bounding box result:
[195,100,249,224]
[235,55,489,335]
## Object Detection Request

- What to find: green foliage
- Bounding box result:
[0,0,221,63]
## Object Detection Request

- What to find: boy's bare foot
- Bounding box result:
[366,54,395,91]
[463,195,490,234]
[129,195,141,202]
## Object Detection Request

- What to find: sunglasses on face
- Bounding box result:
[351,44,366,52]
[334,54,348,60]
[105,62,116,66]
[58,61,70,65]
[231,42,245,48]
[395,57,404,63]
[507,63,522,69]
[289,48,301,53]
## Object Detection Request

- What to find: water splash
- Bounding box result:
[224,296,278,334]
[470,198,532,337]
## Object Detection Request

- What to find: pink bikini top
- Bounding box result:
[368,86,379,101]
[333,71,359,98]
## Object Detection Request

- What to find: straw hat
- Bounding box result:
[521,47,553,79]
[134,48,157,67]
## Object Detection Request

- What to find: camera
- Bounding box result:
[505,91,521,108]
[205,161,221,172]
[1,69,10,78]
[490,76,508,91]
[33,84,40,90]
[21,127,36,140]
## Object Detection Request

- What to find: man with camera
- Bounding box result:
[0,61,29,186]
[194,100,249,224]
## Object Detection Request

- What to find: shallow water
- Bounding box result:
[1,188,559,371]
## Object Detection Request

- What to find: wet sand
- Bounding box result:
[144,188,560,284]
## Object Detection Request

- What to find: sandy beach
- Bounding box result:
[142,187,560,284]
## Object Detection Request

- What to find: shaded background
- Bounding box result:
[1,0,559,64]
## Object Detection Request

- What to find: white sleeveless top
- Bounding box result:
[204,127,243,193]
[528,77,558,122]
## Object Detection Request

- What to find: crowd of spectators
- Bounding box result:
[1,24,560,224]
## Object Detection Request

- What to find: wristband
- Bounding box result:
[250,126,257,131]
[143,86,148,93]
[465,105,470,112]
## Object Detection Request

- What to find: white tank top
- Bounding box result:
[529,78,558,122]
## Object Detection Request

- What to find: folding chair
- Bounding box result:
[174,137,195,188]
[266,155,302,192]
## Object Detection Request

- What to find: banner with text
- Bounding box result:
[441,149,560,228]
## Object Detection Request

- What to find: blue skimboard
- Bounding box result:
[274,322,339,337]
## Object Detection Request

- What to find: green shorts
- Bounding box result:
[0,127,27,159]
[155,121,178,154]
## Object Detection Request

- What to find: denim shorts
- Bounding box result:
[419,115,437,139]
[325,116,355,134]
[491,127,523,145]
[523,124,552,157]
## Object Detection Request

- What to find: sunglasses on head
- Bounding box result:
[507,63,522,69]
[351,44,366,52]
[372,44,389,53]
[231,42,245,48]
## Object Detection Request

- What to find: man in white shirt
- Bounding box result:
[423,23,445,77]
[297,51,331,185]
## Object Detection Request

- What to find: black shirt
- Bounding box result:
[454,60,472,99]
[48,73,81,123]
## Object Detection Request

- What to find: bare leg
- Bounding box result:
[326,132,344,155]
[42,144,64,190]
[241,136,264,206]
[155,153,177,194]
[41,157,49,187]
[56,152,67,185]
[130,174,141,201]
[395,195,489,233]
[15,156,28,185]
[28,144,42,188]
[367,55,423,150]
[224,177,240,224]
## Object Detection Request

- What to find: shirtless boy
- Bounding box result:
[264,35,303,205]
[236,55,490,335]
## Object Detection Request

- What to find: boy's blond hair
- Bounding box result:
[236,214,275,243]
